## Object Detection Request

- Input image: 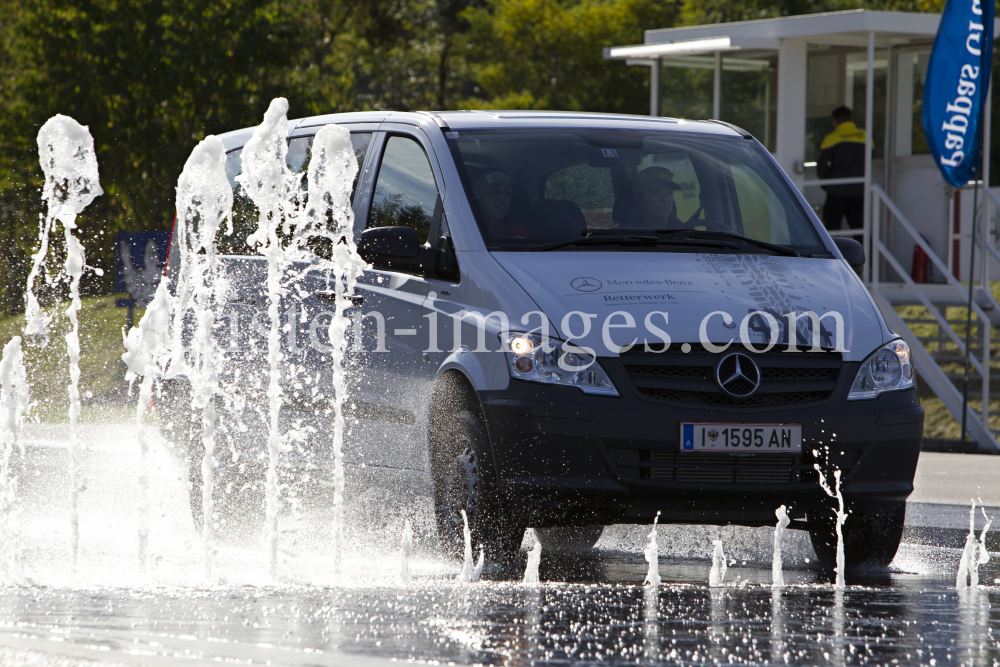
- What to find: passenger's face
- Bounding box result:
[481,186,512,224]
[638,184,675,226]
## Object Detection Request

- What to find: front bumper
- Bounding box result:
[479,358,923,528]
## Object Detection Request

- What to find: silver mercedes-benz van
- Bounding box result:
[161,110,922,569]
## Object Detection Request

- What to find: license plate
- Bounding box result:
[680,423,802,453]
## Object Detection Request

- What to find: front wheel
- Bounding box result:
[808,502,906,568]
[432,385,525,567]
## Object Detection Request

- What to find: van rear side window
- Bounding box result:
[217,132,371,255]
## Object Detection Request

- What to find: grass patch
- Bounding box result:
[0,296,143,420]
[918,393,1000,440]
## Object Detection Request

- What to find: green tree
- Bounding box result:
[0,0,325,312]
[0,0,482,316]
[458,0,679,114]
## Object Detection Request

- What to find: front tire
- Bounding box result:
[809,502,906,568]
[431,375,525,566]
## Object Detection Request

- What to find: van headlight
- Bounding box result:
[502,333,619,396]
[848,340,914,400]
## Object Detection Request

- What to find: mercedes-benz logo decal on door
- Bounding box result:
[570,277,602,292]
[715,352,761,398]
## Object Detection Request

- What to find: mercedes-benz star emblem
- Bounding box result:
[570,277,602,292]
[715,352,761,398]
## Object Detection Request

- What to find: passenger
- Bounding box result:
[631,166,683,230]
[474,170,529,238]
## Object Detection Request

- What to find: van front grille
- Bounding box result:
[637,388,830,407]
[621,344,841,407]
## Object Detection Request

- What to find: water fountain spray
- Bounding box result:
[472,549,485,583]
[0,337,30,579]
[237,98,299,580]
[772,505,790,588]
[175,136,235,577]
[644,511,661,587]
[709,539,727,587]
[302,123,366,573]
[121,278,173,574]
[978,507,992,572]
[33,115,103,571]
[957,500,992,589]
[815,458,847,588]
[522,534,542,585]
[457,510,475,583]
[400,519,413,583]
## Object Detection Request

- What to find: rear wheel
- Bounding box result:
[809,502,906,568]
[431,375,525,567]
[534,526,604,553]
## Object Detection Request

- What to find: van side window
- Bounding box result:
[217,132,371,255]
[367,136,439,244]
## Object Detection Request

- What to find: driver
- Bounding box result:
[631,166,683,230]
[474,170,529,238]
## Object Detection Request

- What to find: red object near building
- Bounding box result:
[912,242,931,283]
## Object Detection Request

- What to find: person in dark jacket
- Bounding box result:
[817,106,868,242]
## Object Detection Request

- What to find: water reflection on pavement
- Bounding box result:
[1,423,997,665]
[0,552,996,666]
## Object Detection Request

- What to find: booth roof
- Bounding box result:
[604,9,999,59]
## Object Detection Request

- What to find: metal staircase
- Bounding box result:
[867,184,1000,452]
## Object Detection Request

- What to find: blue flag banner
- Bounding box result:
[923,0,995,187]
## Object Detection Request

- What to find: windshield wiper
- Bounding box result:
[653,229,800,257]
[528,234,730,252]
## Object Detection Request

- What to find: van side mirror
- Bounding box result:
[833,237,865,275]
[358,226,423,271]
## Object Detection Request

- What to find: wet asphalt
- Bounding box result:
[0,422,995,666]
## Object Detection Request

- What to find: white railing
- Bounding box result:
[870,184,997,448]
[871,185,989,370]
[983,188,1000,271]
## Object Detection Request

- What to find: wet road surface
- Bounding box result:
[0,556,997,666]
[0,422,996,665]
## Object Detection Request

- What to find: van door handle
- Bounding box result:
[314,290,363,307]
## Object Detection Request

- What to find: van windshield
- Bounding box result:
[444,129,826,255]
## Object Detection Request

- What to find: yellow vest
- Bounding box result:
[820,121,867,150]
